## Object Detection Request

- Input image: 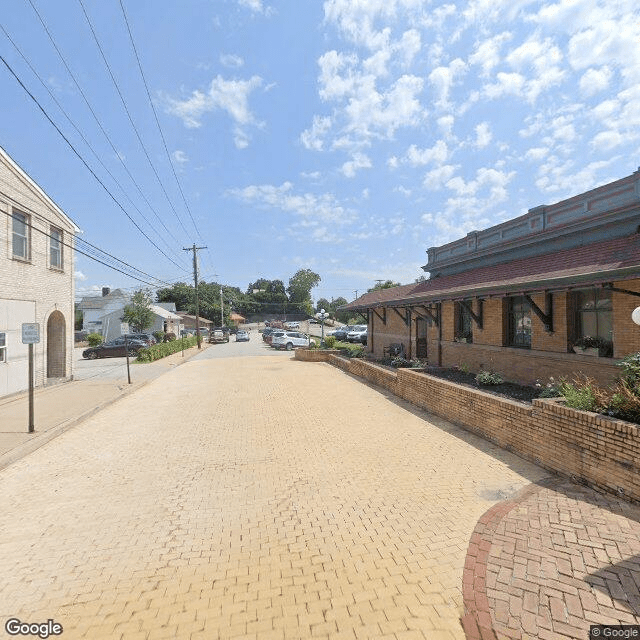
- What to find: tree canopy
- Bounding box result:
[122,289,154,332]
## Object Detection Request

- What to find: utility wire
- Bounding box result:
[118,0,200,238]
[2,208,174,287]
[77,0,189,238]
[0,54,186,271]
[24,0,186,254]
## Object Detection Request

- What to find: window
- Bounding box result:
[574,288,613,354]
[0,333,6,363]
[12,211,30,260]
[454,299,473,343]
[507,296,531,348]
[50,227,63,269]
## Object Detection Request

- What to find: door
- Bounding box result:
[416,318,428,358]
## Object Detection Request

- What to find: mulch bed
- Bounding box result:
[366,357,540,403]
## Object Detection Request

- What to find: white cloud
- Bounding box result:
[228,182,354,225]
[74,270,87,281]
[166,75,263,148]
[238,0,272,15]
[590,130,624,151]
[428,58,466,108]
[300,115,332,151]
[341,152,372,177]
[474,122,492,148]
[172,150,188,164]
[579,67,612,97]
[220,53,244,68]
[469,32,512,77]
[402,140,449,167]
[423,164,457,190]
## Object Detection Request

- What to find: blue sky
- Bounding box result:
[2,0,639,303]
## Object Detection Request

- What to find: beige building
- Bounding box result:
[0,147,80,398]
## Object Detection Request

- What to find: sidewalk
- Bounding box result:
[0,342,208,471]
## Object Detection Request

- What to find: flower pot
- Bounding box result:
[574,347,599,356]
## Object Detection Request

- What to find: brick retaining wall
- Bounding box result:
[296,351,640,503]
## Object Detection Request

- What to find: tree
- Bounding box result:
[367,280,401,293]
[316,298,332,313]
[415,274,427,283]
[122,289,154,332]
[288,269,321,303]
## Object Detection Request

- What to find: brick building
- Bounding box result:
[0,147,79,398]
[341,168,640,386]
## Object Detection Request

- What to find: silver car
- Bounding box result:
[346,325,368,343]
[271,331,316,351]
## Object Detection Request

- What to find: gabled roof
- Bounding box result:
[340,283,419,310]
[150,305,181,320]
[342,234,640,310]
[0,146,81,233]
[175,312,213,325]
[78,289,129,310]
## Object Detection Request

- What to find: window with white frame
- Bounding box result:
[50,227,63,269]
[12,210,30,260]
[0,333,6,363]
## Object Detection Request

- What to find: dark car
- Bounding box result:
[332,326,351,341]
[262,327,276,342]
[124,333,156,346]
[82,337,146,359]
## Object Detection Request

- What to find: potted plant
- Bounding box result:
[572,336,613,357]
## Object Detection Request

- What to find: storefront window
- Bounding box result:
[507,296,531,348]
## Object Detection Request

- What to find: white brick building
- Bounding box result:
[0,147,80,398]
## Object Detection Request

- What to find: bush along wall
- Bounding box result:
[136,336,198,362]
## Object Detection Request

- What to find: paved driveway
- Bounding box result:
[1,354,639,639]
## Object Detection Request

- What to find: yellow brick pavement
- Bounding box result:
[0,356,548,639]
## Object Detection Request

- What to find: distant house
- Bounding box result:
[176,312,213,331]
[77,287,129,335]
[341,168,640,387]
[97,304,183,341]
[0,146,80,398]
[230,312,246,327]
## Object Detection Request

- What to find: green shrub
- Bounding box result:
[164,332,176,342]
[475,370,503,385]
[559,377,602,413]
[86,332,103,347]
[137,336,198,362]
[153,330,165,344]
[307,340,318,349]
[617,352,640,388]
[391,357,412,368]
[536,376,564,398]
[324,335,337,348]
[339,343,364,358]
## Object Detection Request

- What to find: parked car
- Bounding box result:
[264,329,281,345]
[346,325,368,343]
[82,337,146,359]
[209,329,229,343]
[284,321,300,329]
[124,333,156,346]
[271,331,316,351]
[235,330,249,342]
[262,327,276,342]
[332,325,351,341]
[309,318,319,324]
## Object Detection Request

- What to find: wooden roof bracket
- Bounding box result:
[413,305,439,326]
[458,299,483,330]
[372,308,387,325]
[524,292,553,332]
[391,307,410,326]
[603,283,640,298]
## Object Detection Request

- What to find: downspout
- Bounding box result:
[438,303,442,366]
[408,309,412,359]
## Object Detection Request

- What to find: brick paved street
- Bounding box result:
[1,353,640,639]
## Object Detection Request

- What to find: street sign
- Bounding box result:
[120,322,130,334]
[21,323,40,344]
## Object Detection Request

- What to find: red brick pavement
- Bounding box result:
[462,478,640,639]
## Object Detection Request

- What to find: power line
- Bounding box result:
[0,54,186,271]
[22,0,187,254]
[77,0,190,238]
[2,208,174,288]
[118,0,200,239]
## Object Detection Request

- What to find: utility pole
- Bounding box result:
[183,244,207,349]
[353,290,359,299]
[220,286,224,327]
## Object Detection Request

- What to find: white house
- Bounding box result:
[98,304,183,341]
[77,287,129,335]
[0,146,80,398]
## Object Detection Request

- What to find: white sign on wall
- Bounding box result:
[21,323,40,344]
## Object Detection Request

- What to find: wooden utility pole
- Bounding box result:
[183,244,207,349]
